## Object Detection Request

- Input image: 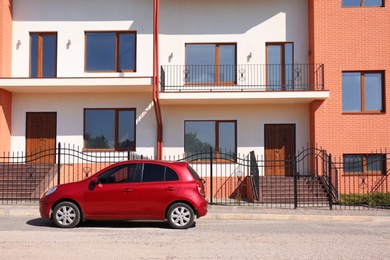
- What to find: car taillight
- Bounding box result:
[197,183,205,197]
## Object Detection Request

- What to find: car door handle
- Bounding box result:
[122,188,133,193]
[165,187,176,192]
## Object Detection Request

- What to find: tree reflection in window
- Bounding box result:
[84,109,136,151]
[185,121,236,161]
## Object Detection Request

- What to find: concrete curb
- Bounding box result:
[204,213,390,222]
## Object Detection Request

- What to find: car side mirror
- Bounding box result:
[90,177,99,186]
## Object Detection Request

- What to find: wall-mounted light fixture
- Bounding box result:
[247,52,252,62]
[16,40,21,50]
[66,39,71,49]
[168,52,173,62]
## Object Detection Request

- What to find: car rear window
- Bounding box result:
[187,165,202,180]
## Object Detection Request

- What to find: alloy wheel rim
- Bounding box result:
[56,206,76,226]
[170,206,191,227]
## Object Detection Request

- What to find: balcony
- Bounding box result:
[0,77,153,93]
[159,64,328,105]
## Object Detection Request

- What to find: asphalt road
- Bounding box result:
[0,215,389,259]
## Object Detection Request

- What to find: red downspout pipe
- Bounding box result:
[153,0,163,160]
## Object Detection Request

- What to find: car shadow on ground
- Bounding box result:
[27,218,196,229]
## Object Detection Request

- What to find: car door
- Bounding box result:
[133,163,181,219]
[84,163,137,218]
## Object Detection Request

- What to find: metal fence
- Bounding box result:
[1,144,389,210]
[160,64,324,91]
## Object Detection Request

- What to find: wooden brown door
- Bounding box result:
[265,124,295,176]
[26,112,56,163]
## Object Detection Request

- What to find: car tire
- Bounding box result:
[52,201,81,228]
[167,203,195,229]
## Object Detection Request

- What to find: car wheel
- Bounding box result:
[167,203,195,229]
[52,201,81,228]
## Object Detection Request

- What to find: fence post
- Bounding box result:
[293,155,298,209]
[209,147,213,204]
[57,142,61,186]
[328,154,333,210]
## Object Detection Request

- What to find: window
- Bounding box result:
[185,43,236,84]
[184,120,236,160]
[30,33,57,78]
[84,108,136,150]
[266,42,294,90]
[85,31,136,72]
[98,164,138,184]
[342,72,383,112]
[343,154,386,175]
[342,0,383,7]
[140,164,179,182]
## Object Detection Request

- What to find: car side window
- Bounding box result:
[140,164,179,182]
[165,167,179,181]
[98,164,138,184]
[142,164,165,182]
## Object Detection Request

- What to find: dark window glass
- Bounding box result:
[98,165,134,184]
[364,73,382,111]
[142,164,165,182]
[118,110,135,149]
[127,164,138,182]
[185,43,236,84]
[364,0,383,6]
[342,0,383,6]
[343,155,363,173]
[84,109,136,150]
[30,33,57,78]
[366,155,385,173]
[266,42,294,90]
[85,110,115,149]
[219,45,235,82]
[343,154,385,174]
[185,120,236,161]
[342,72,383,112]
[85,32,136,72]
[86,32,116,71]
[118,33,136,71]
[342,73,361,112]
[30,34,39,77]
[342,0,362,6]
[165,167,179,181]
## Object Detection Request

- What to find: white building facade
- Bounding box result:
[2,0,328,177]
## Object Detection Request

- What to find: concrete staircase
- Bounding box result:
[259,176,329,205]
[0,164,55,200]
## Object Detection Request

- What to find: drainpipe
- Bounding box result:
[153,0,163,160]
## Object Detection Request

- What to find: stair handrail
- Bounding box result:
[370,168,390,193]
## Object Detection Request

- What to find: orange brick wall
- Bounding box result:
[0,0,12,77]
[0,0,12,153]
[309,0,390,159]
[0,89,12,153]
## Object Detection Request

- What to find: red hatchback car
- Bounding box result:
[40,160,208,229]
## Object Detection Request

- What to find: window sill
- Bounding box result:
[342,111,384,115]
[342,173,385,177]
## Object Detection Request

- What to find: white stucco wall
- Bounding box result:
[159,0,309,66]
[9,0,311,158]
[161,103,310,158]
[11,93,157,156]
[12,0,154,78]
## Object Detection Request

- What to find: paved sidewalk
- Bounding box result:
[0,202,389,222]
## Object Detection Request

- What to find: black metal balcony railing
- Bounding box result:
[160,64,324,92]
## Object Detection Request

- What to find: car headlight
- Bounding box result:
[44,186,57,196]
